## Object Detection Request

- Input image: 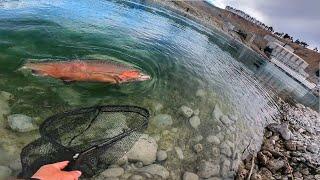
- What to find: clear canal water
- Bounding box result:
[0,0,318,179]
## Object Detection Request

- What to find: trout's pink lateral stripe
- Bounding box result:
[22,60,151,84]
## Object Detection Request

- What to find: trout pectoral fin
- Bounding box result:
[112,76,122,84]
[31,70,46,76]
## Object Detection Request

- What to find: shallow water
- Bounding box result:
[0,0,318,178]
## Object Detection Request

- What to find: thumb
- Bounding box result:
[52,161,69,169]
[68,170,82,178]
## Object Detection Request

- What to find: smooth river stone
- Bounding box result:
[126,134,157,165]
[189,116,201,129]
[212,104,223,120]
[156,150,168,161]
[7,114,37,132]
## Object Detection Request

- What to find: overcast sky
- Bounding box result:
[207,0,320,49]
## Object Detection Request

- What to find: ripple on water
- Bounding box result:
[0,0,283,178]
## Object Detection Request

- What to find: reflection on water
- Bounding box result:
[0,0,318,178]
[231,45,319,110]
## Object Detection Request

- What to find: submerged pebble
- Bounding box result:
[212,104,223,120]
[180,106,193,118]
[175,147,184,160]
[151,114,173,128]
[183,172,199,180]
[189,116,201,129]
[206,135,220,145]
[129,175,144,180]
[220,115,233,127]
[153,102,163,112]
[156,150,168,161]
[101,167,124,178]
[126,134,157,165]
[0,165,12,180]
[193,143,203,153]
[220,142,232,157]
[196,89,206,98]
[193,135,203,142]
[197,160,220,178]
[0,91,12,123]
[136,164,169,179]
[194,109,200,116]
[7,114,37,132]
[220,157,231,177]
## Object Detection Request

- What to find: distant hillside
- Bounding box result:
[147,0,320,84]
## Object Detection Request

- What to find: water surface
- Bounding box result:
[0,0,317,178]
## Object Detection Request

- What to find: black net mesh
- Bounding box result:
[19,105,149,178]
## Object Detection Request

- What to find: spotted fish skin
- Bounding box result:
[21,60,151,84]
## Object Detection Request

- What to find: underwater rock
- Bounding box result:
[219,115,233,127]
[228,115,238,122]
[0,91,11,124]
[206,135,220,145]
[101,167,124,178]
[175,147,184,160]
[194,109,200,116]
[129,175,144,180]
[55,87,81,106]
[8,158,22,172]
[196,89,206,98]
[7,114,38,132]
[156,150,167,161]
[116,155,128,166]
[193,143,203,153]
[134,161,144,168]
[197,160,220,178]
[220,142,232,157]
[212,104,223,120]
[171,128,178,133]
[211,147,220,158]
[180,106,193,118]
[126,134,157,165]
[183,172,199,180]
[0,165,12,180]
[153,102,163,112]
[193,135,203,142]
[267,123,292,140]
[136,164,169,179]
[220,158,231,177]
[151,114,173,129]
[189,116,201,129]
[0,91,13,101]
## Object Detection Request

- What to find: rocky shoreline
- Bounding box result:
[1,88,319,180]
[237,100,320,180]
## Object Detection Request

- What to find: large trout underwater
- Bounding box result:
[21,60,151,84]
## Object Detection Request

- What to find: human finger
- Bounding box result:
[52,161,69,169]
